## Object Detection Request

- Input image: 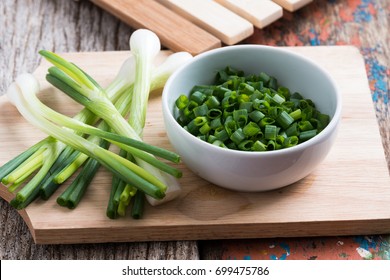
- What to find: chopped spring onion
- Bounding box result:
[174,66,330,152]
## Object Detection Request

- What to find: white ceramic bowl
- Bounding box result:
[162,45,342,192]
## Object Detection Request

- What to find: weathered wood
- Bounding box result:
[0,0,199,260]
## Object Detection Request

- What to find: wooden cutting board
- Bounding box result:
[1,46,390,245]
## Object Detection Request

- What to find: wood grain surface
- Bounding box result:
[1,0,389,260]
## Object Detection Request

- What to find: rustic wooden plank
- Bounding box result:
[90,0,221,54]
[0,0,199,260]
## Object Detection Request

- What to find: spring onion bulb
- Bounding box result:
[128,29,161,136]
[150,52,193,91]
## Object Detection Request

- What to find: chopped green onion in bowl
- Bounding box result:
[174,66,330,152]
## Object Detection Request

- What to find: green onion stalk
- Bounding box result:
[110,29,164,216]
[105,29,192,216]
[127,29,186,207]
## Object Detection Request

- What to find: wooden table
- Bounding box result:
[0,0,389,260]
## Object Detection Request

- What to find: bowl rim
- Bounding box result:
[162,44,342,158]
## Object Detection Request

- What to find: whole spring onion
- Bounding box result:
[174,66,330,152]
[0,29,193,217]
[109,29,165,214]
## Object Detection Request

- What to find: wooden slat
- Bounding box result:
[155,0,254,45]
[272,0,313,12]
[215,0,283,29]
[90,0,221,55]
